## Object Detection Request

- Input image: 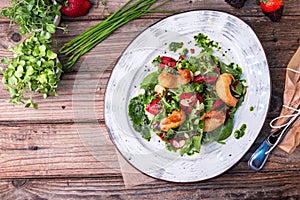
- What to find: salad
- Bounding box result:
[128,33,247,156]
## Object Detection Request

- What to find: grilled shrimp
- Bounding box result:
[158,69,193,88]
[160,110,186,132]
[216,73,238,107]
[200,110,226,132]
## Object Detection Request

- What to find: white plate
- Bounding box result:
[105,10,270,182]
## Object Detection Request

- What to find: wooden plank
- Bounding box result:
[0,123,121,178]
[0,119,299,178]
[89,0,300,18]
[55,15,300,68]
[0,171,299,199]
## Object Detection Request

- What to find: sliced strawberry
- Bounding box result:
[212,99,225,111]
[146,98,162,115]
[260,0,284,22]
[180,93,197,113]
[159,56,176,69]
[196,94,204,103]
[193,75,218,84]
[178,55,186,60]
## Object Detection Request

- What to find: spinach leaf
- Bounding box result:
[128,96,151,141]
[202,117,233,144]
[140,71,159,90]
[217,117,233,142]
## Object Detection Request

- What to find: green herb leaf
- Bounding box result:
[46,24,56,34]
[128,95,151,141]
[0,31,62,108]
[169,42,183,52]
[234,124,247,139]
[140,71,159,90]
[1,0,62,35]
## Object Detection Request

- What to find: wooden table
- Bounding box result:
[0,0,299,199]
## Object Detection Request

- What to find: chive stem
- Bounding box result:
[60,0,173,68]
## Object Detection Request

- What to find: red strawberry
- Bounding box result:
[158,56,176,69]
[146,98,162,115]
[260,0,284,22]
[61,0,92,17]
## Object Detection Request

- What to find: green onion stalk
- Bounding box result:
[60,0,174,68]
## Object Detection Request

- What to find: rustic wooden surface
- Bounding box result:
[0,0,300,199]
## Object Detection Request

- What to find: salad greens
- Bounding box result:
[128,33,247,156]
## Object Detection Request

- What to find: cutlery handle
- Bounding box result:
[248,140,271,171]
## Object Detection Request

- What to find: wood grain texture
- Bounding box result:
[0,123,120,178]
[0,173,298,200]
[0,0,299,199]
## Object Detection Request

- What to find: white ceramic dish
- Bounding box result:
[105,10,271,182]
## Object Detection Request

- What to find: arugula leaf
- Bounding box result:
[179,135,202,156]
[194,33,219,52]
[165,141,177,152]
[161,92,180,114]
[219,62,243,79]
[176,59,197,72]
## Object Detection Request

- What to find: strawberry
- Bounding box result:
[225,0,247,8]
[260,0,284,22]
[146,98,162,115]
[61,0,92,17]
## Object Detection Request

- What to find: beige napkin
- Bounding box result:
[274,47,300,154]
[116,151,156,187]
